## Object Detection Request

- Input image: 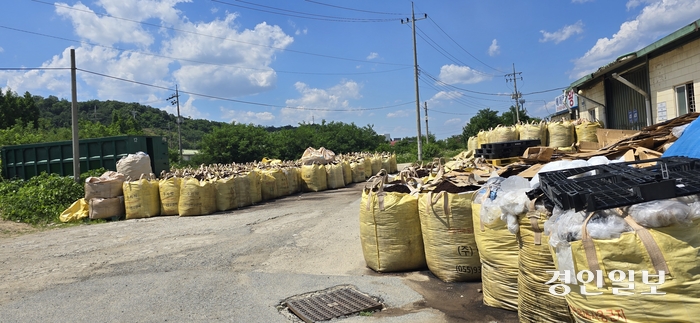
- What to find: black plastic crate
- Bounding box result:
[533,157,700,212]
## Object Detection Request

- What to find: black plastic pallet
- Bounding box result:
[531,157,700,212]
[480,139,540,150]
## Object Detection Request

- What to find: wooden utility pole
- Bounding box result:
[401,2,427,161]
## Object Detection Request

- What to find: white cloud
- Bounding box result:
[0,47,4,53]
[572,0,595,3]
[444,118,462,126]
[488,39,500,56]
[211,7,218,14]
[626,0,656,10]
[5,1,295,104]
[540,20,584,44]
[282,80,362,124]
[429,91,464,105]
[387,109,410,118]
[571,0,700,79]
[220,107,275,124]
[438,65,491,85]
[367,52,379,60]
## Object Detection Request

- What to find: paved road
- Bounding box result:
[0,177,518,323]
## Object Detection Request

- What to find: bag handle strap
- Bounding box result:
[426,191,451,228]
[526,194,545,245]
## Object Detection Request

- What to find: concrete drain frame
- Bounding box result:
[280,285,384,322]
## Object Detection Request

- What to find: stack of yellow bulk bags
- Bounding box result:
[341,160,353,185]
[350,159,366,183]
[517,200,572,322]
[302,163,328,192]
[517,121,547,145]
[389,153,398,174]
[547,120,575,151]
[471,181,519,311]
[381,154,392,174]
[214,176,236,212]
[574,119,602,144]
[159,176,181,215]
[326,163,346,189]
[418,175,481,282]
[179,177,216,216]
[234,172,253,208]
[360,176,426,272]
[123,174,160,219]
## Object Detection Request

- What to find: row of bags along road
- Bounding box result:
[60,150,397,222]
[359,158,700,323]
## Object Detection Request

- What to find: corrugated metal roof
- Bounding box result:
[568,18,700,91]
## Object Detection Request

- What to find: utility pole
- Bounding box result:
[424,101,429,144]
[505,63,523,123]
[167,85,182,162]
[70,49,80,183]
[401,2,427,161]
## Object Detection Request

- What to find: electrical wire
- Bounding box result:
[420,69,510,97]
[212,0,399,22]
[0,67,70,70]
[0,25,411,76]
[76,68,414,111]
[30,1,411,68]
[303,0,407,16]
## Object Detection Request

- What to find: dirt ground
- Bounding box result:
[0,219,41,238]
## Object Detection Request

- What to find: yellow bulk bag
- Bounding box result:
[259,170,279,200]
[467,136,478,152]
[389,154,398,174]
[350,161,366,183]
[159,177,181,215]
[518,121,547,145]
[476,130,488,148]
[85,171,125,200]
[363,157,373,179]
[360,179,426,272]
[548,120,575,150]
[249,170,262,204]
[234,173,252,208]
[302,163,327,192]
[325,163,345,190]
[489,125,518,143]
[283,167,299,195]
[381,156,392,175]
[123,175,160,219]
[89,196,125,219]
[178,177,216,216]
[341,160,353,185]
[419,190,481,282]
[60,198,89,222]
[559,214,700,323]
[370,155,382,176]
[214,177,236,211]
[575,120,602,143]
[472,194,519,311]
[517,203,571,322]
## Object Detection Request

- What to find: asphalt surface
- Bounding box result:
[0,172,518,323]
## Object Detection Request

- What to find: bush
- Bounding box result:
[0,168,106,225]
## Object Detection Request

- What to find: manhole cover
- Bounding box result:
[285,286,383,323]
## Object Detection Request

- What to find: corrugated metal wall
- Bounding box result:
[605,65,650,130]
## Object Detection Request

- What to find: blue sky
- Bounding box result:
[1,0,700,140]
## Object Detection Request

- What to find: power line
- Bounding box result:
[29,1,411,67]
[420,69,510,97]
[522,87,567,95]
[76,68,414,111]
[424,14,504,74]
[212,0,399,22]
[303,0,407,16]
[0,67,70,70]
[0,25,411,76]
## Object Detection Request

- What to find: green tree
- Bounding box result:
[198,123,272,164]
[499,106,541,126]
[461,108,501,139]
